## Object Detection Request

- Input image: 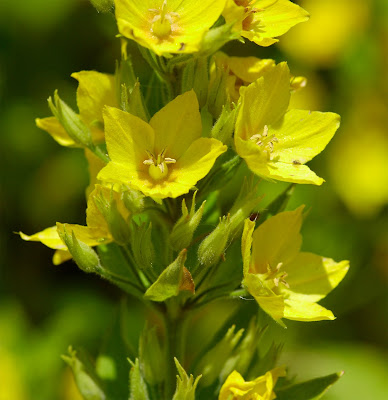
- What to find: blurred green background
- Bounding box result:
[0,0,387,399]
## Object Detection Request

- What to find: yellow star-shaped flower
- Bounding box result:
[36,71,117,146]
[115,0,227,55]
[235,62,340,185]
[223,0,309,47]
[219,367,286,400]
[98,90,227,199]
[241,207,349,323]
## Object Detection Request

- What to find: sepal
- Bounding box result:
[172,358,201,400]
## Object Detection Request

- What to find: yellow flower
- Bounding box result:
[98,91,227,199]
[19,185,130,265]
[223,0,309,47]
[219,367,286,400]
[234,63,340,185]
[241,207,349,323]
[115,0,227,56]
[36,71,117,146]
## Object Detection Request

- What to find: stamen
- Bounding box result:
[250,125,279,160]
[144,149,176,181]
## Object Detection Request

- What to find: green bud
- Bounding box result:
[129,359,150,400]
[207,64,228,118]
[169,192,206,251]
[62,346,106,400]
[94,190,131,246]
[200,23,239,57]
[194,325,243,387]
[58,226,101,274]
[172,358,201,400]
[228,178,262,239]
[89,0,114,13]
[181,57,209,108]
[198,215,231,267]
[130,222,155,271]
[139,325,165,385]
[121,81,150,122]
[211,103,237,145]
[48,90,93,147]
[144,250,194,302]
[122,186,145,214]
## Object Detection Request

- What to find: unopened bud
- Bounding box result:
[122,186,145,214]
[130,222,155,271]
[200,23,239,57]
[48,90,93,147]
[57,225,101,274]
[198,215,231,267]
[93,190,131,246]
[181,57,209,108]
[290,75,307,92]
[211,103,237,145]
[121,81,150,122]
[169,192,206,251]
[207,65,228,118]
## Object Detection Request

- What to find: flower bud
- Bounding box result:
[200,23,239,57]
[211,103,237,145]
[181,58,209,108]
[198,215,231,267]
[62,347,106,400]
[130,222,155,271]
[93,190,131,246]
[57,225,101,274]
[207,64,228,118]
[121,81,150,122]
[89,0,114,14]
[122,186,145,214]
[48,90,93,148]
[169,193,206,251]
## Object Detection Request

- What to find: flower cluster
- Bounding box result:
[21,1,349,399]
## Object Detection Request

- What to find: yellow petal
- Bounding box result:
[244,273,285,321]
[235,63,291,141]
[271,110,340,164]
[72,71,117,143]
[56,223,109,247]
[84,149,106,199]
[150,91,202,159]
[116,0,226,55]
[283,298,335,321]
[19,226,66,250]
[53,250,72,265]
[281,253,349,302]
[36,117,77,147]
[241,219,255,276]
[250,207,304,274]
[265,161,324,185]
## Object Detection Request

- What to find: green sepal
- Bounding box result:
[207,63,227,118]
[194,325,244,387]
[169,192,206,252]
[211,104,238,146]
[172,358,202,400]
[200,22,240,57]
[122,186,145,214]
[121,81,150,122]
[144,250,188,302]
[130,221,155,273]
[275,372,344,400]
[89,0,114,13]
[181,57,209,108]
[62,346,107,400]
[128,358,150,400]
[48,90,93,148]
[58,226,101,274]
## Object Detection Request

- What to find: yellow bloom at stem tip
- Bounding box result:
[235,63,340,185]
[115,0,227,56]
[98,90,227,199]
[36,71,117,147]
[241,207,349,323]
[219,367,286,400]
[223,0,309,47]
[19,186,130,264]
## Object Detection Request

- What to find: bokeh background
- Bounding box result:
[1,0,387,398]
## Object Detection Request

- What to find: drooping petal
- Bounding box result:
[280,253,349,302]
[150,90,202,159]
[53,250,72,265]
[250,207,304,274]
[36,117,78,147]
[235,63,291,141]
[56,223,110,247]
[283,298,335,321]
[19,226,66,250]
[271,110,340,164]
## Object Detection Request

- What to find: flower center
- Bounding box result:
[149,0,178,38]
[263,262,289,290]
[250,125,279,160]
[143,149,176,181]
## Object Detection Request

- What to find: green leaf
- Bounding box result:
[275,372,344,400]
[144,250,187,302]
[172,358,201,400]
[128,358,150,400]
